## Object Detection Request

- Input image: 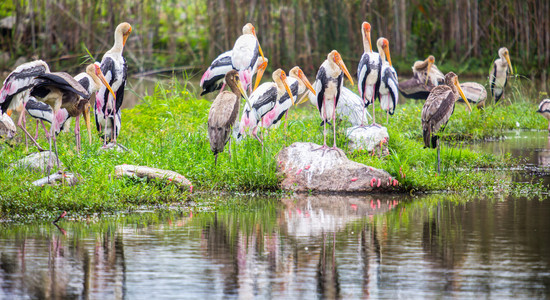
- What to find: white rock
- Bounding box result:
[0,113,16,139]
[346,125,389,152]
[32,171,81,186]
[277,142,397,193]
[11,151,64,172]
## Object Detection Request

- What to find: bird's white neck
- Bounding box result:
[107,31,125,55]
[377,45,386,63]
[363,36,371,53]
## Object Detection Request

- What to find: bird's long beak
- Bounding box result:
[366,31,373,52]
[252,28,265,61]
[253,61,268,91]
[335,56,354,85]
[384,46,393,67]
[123,26,132,47]
[299,71,316,96]
[83,103,92,144]
[455,80,472,112]
[281,72,294,105]
[505,53,513,75]
[297,92,310,105]
[237,79,251,109]
[6,109,12,117]
[425,60,433,85]
[97,68,117,100]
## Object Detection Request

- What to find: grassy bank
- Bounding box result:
[0,78,547,221]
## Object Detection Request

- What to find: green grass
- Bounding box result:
[0,77,547,221]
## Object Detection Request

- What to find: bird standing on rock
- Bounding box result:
[376,38,398,123]
[208,70,249,165]
[422,72,472,173]
[357,22,381,126]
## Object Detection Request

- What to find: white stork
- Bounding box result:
[0,60,50,149]
[313,50,354,150]
[236,69,293,144]
[263,66,316,130]
[357,22,381,125]
[376,38,399,123]
[489,47,513,104]
[95,22,132,146]
[231,23,265,93]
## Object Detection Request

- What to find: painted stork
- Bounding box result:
[25,97,70,139]
[0,60,50,149]
[458,82,487,108]
[376,38,398,123]
[489,47,513,104]
[231,23,265,93]
[30,72,90,168]
[313,50,354,150]
[208,70,248,165]
[398,55,444,100]
[357,22,381,125]
[421,72,472,173]
[200,51,268,96]
[95,22,132,146]
[236,68,293,144]
[536,99,550,133]
[263,66,316,130]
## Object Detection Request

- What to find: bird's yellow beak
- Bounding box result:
[335,55,354,86]
[281,71,294,105]
[237,79,251,109]
[366,31,373,52]
[6,109,12,117]
[83,103,92,144]
[253,60,268,91]
[383,45,392,67]
[297,92,310,105]
[298,70,316,96]
[425,60,433,85]
[504,52,513,75]
[252,27,265,61]
[123,26,132,47]
[95,65,117,100]
[455,80,472,112]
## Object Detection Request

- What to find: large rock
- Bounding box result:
[346,125,389,152]
[114,164,192,192]
[0,113,16,139]
[11,151,64,172]
[276,142,398,193]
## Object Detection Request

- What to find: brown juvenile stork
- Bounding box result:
[537,99,550,133]
[208,70,248,165]
[398,55,444,100]
[489,47,513,104]
[30,72,90,168]
[422,72,472,173]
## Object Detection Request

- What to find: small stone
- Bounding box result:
[114,164,192,191]
[346,125,389,152]
[32,171,80,186]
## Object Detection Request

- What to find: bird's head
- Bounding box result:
[225,70,250,107]
[498,47,513,74]
[361,22,373,52]
[253,56,268,91]
[425,55,436,85]
[116,22,132,47]
[445,72,472,112]
[328,50,354,85]
[273,69,294,103]
[289,66,316,98]
[377,38,392,67]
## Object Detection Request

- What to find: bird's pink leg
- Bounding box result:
[41,121,50,139]
[332,95,338,150]
[283,110,289,132]
[34,120,39,140]
[371,88,376,125]
[22,113,28,150]
[252,126,263,146]
[312,98,329,152]
[16,104,45,151]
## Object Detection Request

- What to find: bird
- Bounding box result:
[200,51,268,96]
[236,68,293,144]
[376,38,399,123]
[536,99,550,133]
[398,55,444,100]
[458,82,487,108]
[313,50,354,150]
[0,60,50,150]
[208,70,248,165]
[30,71,91,169]
[231,23,265,93]
[422,72,472,173]
[95,22,132,146]
[357,22,381,125]
[489,47,513,104]
[263,66,316,130]
[27,63,116,151]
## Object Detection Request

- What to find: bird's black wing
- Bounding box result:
[335,72,344,108]
[357,53,370,99]
[115,59,127,112]
[279,81,299,105]
[211,52,233,68]
[33,72,89,99]
[253,86,278,118]
[78,76,91,94]
[316,67,327,114]
[247,43,260,70]
[0,61,48,113]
